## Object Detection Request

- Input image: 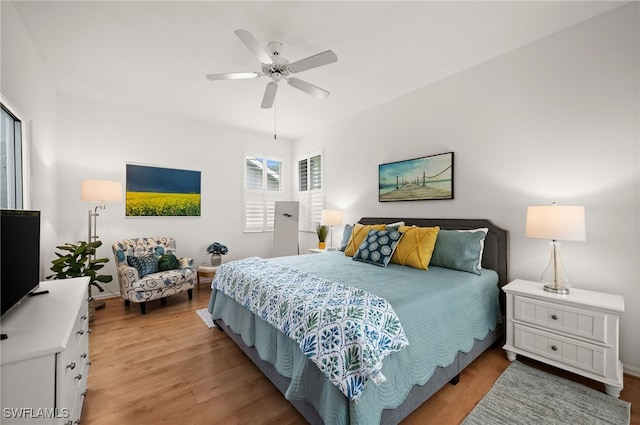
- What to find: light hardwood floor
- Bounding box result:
[83,285,638,425]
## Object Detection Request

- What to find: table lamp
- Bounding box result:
[525,203,586,294]
[321,209,343,251]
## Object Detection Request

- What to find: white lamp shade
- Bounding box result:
[525,205,586,241]
[81,180,122,203]
[321,209,343,226]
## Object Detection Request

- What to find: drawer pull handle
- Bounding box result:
[75,373,83,381]
[67,362,76,370]
[551,345,558,351]
[82,391,87,397]
[81,314,87,321]
[88,328,93,334]
[87,360,93,366]
[77,330,84,336]
[551,314,558,320]
[65,421,73,425]
[81,353,88,359]
[74,420,81,425]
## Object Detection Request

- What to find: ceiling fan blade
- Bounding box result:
[206,72,262,81]
[288,50,338,73]
[287,77,330,99]
[261,82,278,109]
[234,29,272,64]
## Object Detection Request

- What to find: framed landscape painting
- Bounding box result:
[126,163,201,216]
[379,152,454,202]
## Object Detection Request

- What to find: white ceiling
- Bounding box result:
[11,1,626,140]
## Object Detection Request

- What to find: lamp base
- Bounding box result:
[543,284,570,294]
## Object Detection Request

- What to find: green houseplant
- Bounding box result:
[47,240,113,320]
[316,224,328,249]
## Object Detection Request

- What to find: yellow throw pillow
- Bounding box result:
[391,225,440,270]
[344,223,386,257]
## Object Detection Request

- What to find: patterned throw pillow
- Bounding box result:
[158,254,179,271]
[127,255,159,277]
[353,230,403,267]
[344,223,387,257]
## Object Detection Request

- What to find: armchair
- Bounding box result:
[112,237,196,314]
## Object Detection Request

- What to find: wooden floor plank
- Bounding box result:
[82,286,638,424]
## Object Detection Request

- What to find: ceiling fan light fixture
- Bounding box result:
[206,29,337,109]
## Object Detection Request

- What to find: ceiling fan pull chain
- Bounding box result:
[273,100,277,140]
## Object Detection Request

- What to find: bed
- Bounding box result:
[207,217,509,425]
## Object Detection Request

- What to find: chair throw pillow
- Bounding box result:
[352,229,403,267]
[158,254,179,271]
[127,255,159,277]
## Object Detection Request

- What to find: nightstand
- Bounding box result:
[196,264,218,290]
[502,279,625,397]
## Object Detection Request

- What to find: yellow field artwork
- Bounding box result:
[126,192,201,217]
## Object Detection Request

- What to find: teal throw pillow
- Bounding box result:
[430,230,485,275]
[339,224,354,252]
[127,255,159,277]
[352,230,403,267]
[158,254,179,271]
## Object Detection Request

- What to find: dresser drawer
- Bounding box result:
[514,324,606,376]
[514,295,606,342]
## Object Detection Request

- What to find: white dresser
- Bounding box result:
[503,279,624,397]
[1,277,91,424]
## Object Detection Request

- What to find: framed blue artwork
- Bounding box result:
[379,152,454,202]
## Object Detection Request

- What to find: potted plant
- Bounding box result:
[316,224,328,249]
[207,242,228,266]
[47,240,113,321]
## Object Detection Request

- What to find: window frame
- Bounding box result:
[1,98,27,209]
[243,153,284,233]
[296,150,324,233]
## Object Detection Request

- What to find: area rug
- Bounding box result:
[196,308,215,328]
[462,361,630,425]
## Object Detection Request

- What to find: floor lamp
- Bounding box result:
[81,179,123,309]
[321,209,343,251]
[525,203,586,294]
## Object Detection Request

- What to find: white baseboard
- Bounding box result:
[623,363,640,378]
[92,292,120,300]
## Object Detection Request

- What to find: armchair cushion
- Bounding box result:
[127,255,159,277]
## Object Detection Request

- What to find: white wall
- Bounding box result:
[294,4,640,374]
[1,2,59,279]
[55,95,293,297]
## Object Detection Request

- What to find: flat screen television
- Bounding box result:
[1,209,41,317]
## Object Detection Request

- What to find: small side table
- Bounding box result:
[196,264,218,290]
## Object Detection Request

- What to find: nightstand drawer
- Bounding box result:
[514,295,606,342]
[514,324,606,376]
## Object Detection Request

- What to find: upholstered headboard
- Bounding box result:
[358,217,510,288]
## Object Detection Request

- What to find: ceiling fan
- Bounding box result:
[206,29,338,109]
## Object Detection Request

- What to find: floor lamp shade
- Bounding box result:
[321,209,343,250]
[81,180,122,203]
[525,204,586,294]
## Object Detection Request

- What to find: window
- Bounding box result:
[297,152,323,232]
[244,155,283,232]
[1,103,23,209]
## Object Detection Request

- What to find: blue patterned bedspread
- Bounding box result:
[212,256,409,401]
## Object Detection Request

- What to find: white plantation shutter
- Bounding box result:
[297,152,323,232]
[244,156,283,232]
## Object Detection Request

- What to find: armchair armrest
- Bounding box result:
[117,264,140,284]
[179,257,194,269]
